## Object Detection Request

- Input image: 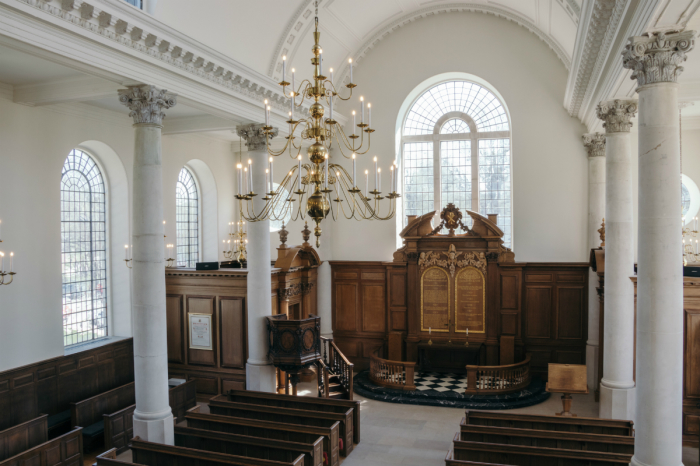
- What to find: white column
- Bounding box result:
[118,85,176,444]
[316,218,333,337]
[237,124,279,393]
[623,30,694,466]
[582,133,605,393]
[596,100,638,420]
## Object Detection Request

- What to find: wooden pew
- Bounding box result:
[444,449,510,466]
[464,411,634,437]
[186,407,339,466]
[103,380,197,455]
[0,415,48,461]
[451,434,633,466]
[225,390,361,444]
[71,382,135,450]
[131,436,306,466]
[95,448,145,465]
[170,380,198,423]
[0,427,83,466]
[175,426,322,466]
[209,397,353,457]
[460,419,635,454]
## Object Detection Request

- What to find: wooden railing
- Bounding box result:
[369,349,417,391]
[320,337,354,400]
[316,359,330,398]
[465,355,531,394]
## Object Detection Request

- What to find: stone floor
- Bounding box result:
[86,383,700,466]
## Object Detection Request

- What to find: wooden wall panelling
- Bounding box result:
[219,298,246,369]
[166,295,185,364]
[0,339,134,432]
[521,265,588,380]
[683,283,700,447]
[388,267,408,332]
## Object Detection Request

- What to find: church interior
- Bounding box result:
[2,0,700,465]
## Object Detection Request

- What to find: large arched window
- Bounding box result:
[402,81,512,247]
[176,167,200,267]
[61,149,108,346]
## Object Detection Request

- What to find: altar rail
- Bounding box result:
[369,350,416,391]
[465,355,531,394]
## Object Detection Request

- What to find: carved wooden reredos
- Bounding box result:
[395,204,515,363]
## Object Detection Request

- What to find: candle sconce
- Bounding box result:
[683,216,699,266]
[124,245,133,269]
[165,244,175,268]
[222,221,248,267]
[0,221,18,285]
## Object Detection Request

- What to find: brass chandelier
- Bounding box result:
[235,1,399,247]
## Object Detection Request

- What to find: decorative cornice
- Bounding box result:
[582,132,606,157]
[566,0,625,118]
[118,85,176,126]
[271,3,572,84]
[236,123,278,151]
[11,0,308,117]
[596,99,637,133]
[622,30,695,88]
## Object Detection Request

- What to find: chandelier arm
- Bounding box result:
[333,123,372,156]
[329,165,355,220]
[323,80,354,101]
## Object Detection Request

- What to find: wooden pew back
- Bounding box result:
[174,426,320,466]
[226,390,361,443]
[0,427,83,466]
[131,436,305,466]
[103,380,197,455]
[170,380,197,423]
[0,415,48,461]
[209,396,353,456]
[452,434,632,466]
[459,420,635,455]
[186,408,338,466]
[70,382,135,429]
[464,411,634,437]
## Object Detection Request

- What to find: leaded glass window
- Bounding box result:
[682,183,691,218]
[176,168,199,267]
[61,150,107,346]
[401,80,512,247]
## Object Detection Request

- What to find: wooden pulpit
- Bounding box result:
[546,363,588,417]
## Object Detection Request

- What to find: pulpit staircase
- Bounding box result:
[317,337,354,400]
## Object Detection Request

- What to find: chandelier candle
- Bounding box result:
[125,245,129,260]
[243,167,248,194]
[377,167,381,192]
[297,155,302,187]
[365,169,369,197]
[329,68,333,84]
[352,111,356,136]
[237,164,243,195]
[247,159,253,193]
[368,103,371,128]
[319,49,323,76]
[269,157,274,193]
[291,68,295,94]
[349,58,353,83]
[374,156,378,191]
[265,169,269,194]
[282,56,286,83]
[290,92,294,118]
[329,95,333,121]
[264,100,269,126]
[324,154,329,189]
[361,97,365,124]
[352,153,357,187]
[390,165,394,193]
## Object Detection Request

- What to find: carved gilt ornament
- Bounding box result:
[418,244,487,278]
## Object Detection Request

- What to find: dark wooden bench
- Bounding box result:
[103,380,197,455]
[459,418,635,454]
[95,448,145,465]
[464,411,634,437]
[175,426,322,466]
[451,434,633,466]
[444,449,511,466]
[0,427,83,466]
[71,382,135,450]
[226,390,361,444]
[0,415,48,461]
[131,436,306,466]
[209,396,353,456]
[186,407,339,466]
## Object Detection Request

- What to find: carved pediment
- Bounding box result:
[274,244,321,271]
[400,205,505,240]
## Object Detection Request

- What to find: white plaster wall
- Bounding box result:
[0,97,234,372]
[331,12,588,262]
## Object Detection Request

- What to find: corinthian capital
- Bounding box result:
[582,133,605,158]
[622,30,695,87]
[596,99,638,133]
[236,123,278,151]
[118,85,176,126]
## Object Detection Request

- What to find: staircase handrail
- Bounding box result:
[316,359,330,398]
[320,336,354,401]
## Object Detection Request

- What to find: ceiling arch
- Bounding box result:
[268,0,579,85]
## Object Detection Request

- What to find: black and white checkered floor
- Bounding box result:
[413,372,470,394]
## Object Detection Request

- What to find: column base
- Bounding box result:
[599,383,635,420]
[246,362,277,392]
[585,344,599,392]
[630,456,683,466]
[133,409,174,445]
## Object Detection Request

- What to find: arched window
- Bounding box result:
[402,81,512,247]
[61,149,107,346]
[176,167,200,267]
[682,174,700,224]
[270,182,292,232]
